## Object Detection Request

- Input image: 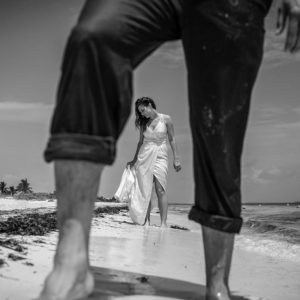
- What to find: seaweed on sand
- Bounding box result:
[170,225,189,231]
[94,206,128,217]
[8,253,26,261]
[0,206,128,236]
[0,212,57,235]
[0,258,7,267]
[0,238,27,252]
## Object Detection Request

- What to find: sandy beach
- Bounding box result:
[1,199,300,300]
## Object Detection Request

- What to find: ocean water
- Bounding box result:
[168,204,300,264]
[237,204,300,263]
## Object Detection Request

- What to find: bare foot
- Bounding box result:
[37,219,94,300]
[143,218,150,227]
[160,223,168,229]
[206,283,231,300]
[39,267,94,300]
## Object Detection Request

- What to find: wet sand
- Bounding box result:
[1,203,300,300]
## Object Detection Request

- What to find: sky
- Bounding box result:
[0,0,299,204]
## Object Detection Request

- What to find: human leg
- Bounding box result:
[41,0,182,298]
[202,226,235,300]
[154,177,168,227]
[39,161,103,300]
[145,201,151,225]
[182,1,270,298]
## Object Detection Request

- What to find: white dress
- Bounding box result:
[115,113,168,225]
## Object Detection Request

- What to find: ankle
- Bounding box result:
[54,252,88,269]
[54,219,89,267]
[206,281,230,300]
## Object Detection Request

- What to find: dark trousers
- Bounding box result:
[44,0,271,233]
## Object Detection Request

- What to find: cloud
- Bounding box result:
[0,101,54,123]
[243,102,300,187]
[274,121,300,130]
[153,42,184,67]
[292,107,300,115]
[250,167,270,184]
[243,165,298,185]
[249,104,300,126]
[247,104,300,152]
[0,102,51,110]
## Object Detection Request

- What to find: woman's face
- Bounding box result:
[138,104,152,118]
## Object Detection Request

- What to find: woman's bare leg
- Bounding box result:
[145,201,151,226]
[38,160,104,300]
[154,177,168,227]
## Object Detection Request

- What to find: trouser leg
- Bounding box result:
[44,0,182,164]
[182,0,270,233]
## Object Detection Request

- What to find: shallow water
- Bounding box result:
[168,204,300,263]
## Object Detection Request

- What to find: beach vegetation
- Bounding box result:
[0,181,8,194]
[16,178,33,194]
[9,186,16,196]
[96,196,118,202]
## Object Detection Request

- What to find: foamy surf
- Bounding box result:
[235,233,300,263]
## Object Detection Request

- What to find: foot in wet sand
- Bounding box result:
[38,267,94,300]
[38,219,94,300]
[160,223,168,229]
[206,283,231,300]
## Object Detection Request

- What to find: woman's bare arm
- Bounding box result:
[165,115,181,172]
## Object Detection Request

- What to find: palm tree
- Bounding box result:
[16,178,33,193]
[9,186,16,196]
[0,181,7,194]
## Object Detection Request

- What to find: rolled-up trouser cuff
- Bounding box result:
[188,206,243,234]
[44,134,116,165]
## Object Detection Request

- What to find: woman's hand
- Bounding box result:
[276,0,300,52]
[173,158,182,172]
[126,160,136,169]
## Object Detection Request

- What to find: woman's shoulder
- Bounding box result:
[160,113,172,123]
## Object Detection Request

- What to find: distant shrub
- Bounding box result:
[96,196,118,202]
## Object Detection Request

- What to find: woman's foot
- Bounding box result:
[38,219,94,300]
[160,222,168,229]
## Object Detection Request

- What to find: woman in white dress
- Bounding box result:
[126,96,181,227]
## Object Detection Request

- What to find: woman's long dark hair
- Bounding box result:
[135,97,157,131]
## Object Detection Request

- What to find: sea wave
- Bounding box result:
[237,209,300,263]
[243,219,300,244]
[242,210,300,244]
[235,234,300,263]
